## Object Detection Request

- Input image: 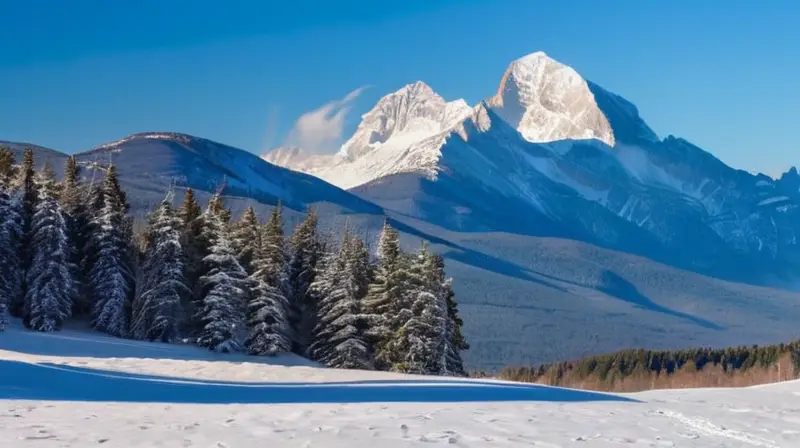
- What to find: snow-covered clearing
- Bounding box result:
[2,320,799,447]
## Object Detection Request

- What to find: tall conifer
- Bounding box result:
[24,163,74,331]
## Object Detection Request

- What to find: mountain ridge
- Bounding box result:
[263,51,799,281]
[3,128,800,371]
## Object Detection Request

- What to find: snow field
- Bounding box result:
[2,320,800,447]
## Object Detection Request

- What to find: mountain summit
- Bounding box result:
[486,51,615,146]
[264,81,472,189]
[339,81,472,161]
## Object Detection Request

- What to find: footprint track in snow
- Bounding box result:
[654,409,779,447]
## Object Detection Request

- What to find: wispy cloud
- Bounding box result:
[283,86,369,154]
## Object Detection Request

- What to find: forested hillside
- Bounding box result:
[0,147,468,376]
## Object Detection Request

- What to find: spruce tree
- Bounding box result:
[207,192,231,224]
[287,207,322,354]
[131,190,188,342]
[19,148,37,219]
[89,165,134,337]
[60,156,90,315]
[24,163,74,332]
[442,272,468,376]
[195,194,249,352]
[177,188,205,335]
[261,204,291,291]
[308,231,372,369]
[0,181,24,331]
[12,148,37,317]
[361,220,411,370]
[395,243,447,374]
[231,206,259,274]
[245,205,292,356]
[81,181,105,306]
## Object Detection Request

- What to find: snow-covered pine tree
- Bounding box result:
[59,156,91,315]
[361,220,413,370]
[18,148,37,217]
[11,148,38,317]
[308,230,372,369]
[89,165,134,337]
[287,207,322,354]
[231,205,259,274]
[0,175,24,331]
[442,273,468,376]
[394,243,447,374]
[261,203,291,291]
[130,190,188,342]
[207,191,231,225]
[244,204,292,356]
[195,193,249,352]
[80,181,105,307]
[24,163,74,332]
[176,188,205,336]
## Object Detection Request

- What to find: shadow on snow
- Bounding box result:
[0,360,639,405]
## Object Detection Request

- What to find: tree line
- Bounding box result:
[0,147,469,376]
[493,340,800,387]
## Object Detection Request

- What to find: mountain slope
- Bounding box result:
[5,131,800,371]
[267,51,799,281]
[4,133,381,219]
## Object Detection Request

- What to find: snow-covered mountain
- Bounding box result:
[3,133,382,219]
[4,53,800,370]
[264,81,473,189]
[485,51,616,146]
[265,51,800,279]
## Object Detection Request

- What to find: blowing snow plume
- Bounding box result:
[283,86,369,154]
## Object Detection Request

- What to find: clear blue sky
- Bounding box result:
[0,0,797,176]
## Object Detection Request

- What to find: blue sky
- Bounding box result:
[0,0,797,176]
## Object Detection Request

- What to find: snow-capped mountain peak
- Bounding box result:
[338,81,472,162]
[486,51,616,147]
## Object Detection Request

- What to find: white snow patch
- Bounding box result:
[3,319,800,447]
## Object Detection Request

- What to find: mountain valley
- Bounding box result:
[3,51,799,371]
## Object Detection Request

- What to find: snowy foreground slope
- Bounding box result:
[2,322,800,447]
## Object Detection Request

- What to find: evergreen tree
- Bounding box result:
[442,273,468,376]
[60,156,90,315]
[287,207,322,354]
[0,185,24,331]
[361,220,411,370]
[195,194,249,352]
[177,188,205,335]
[80,180,105,307]
[207,192,231,224]
[24,163,74,331]
[308,231,372,369]
[89,165,134,337]
[395,243,447,374]
[245,205,292,356]
[0,146,17,186]
[19,148,37,219]
[261,204,291,291]
[178,188,202,226]
[131,190,188,342]
[231,206,259,273]
[12,148,37,317]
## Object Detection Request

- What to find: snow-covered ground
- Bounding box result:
[2,320,799,447]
